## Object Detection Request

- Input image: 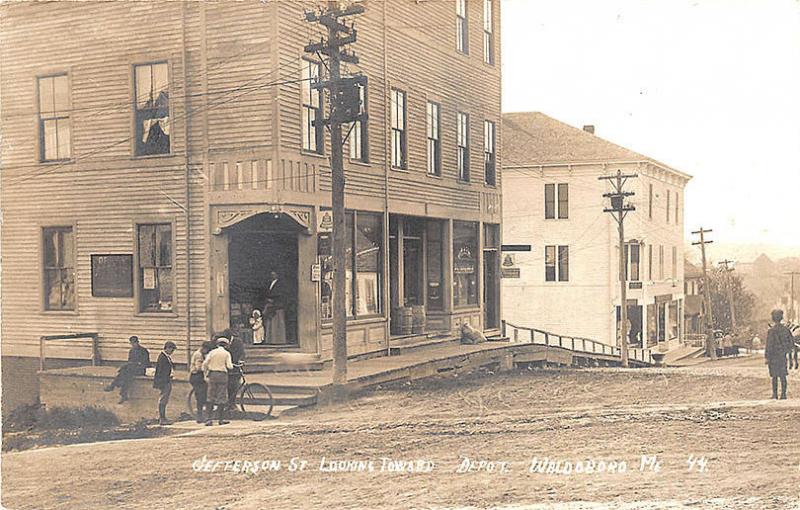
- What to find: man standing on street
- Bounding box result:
[203,336,233,426]
[765,309,793,400]
[223,328,246,410]
[153,341,177,425]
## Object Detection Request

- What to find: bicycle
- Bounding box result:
[187,363,274,421]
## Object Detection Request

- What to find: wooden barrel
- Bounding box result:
[397,306,413,336]
[411,305,426,334]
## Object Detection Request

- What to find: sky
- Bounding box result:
[501,0,800,262]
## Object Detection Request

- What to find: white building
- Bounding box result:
[501,112,692,349]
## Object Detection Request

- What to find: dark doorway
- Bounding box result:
[483,224,500,329]
[227,213,300,346]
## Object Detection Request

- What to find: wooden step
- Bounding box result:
[389,336,460,356]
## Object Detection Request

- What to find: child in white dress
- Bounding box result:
[250,309,265,345]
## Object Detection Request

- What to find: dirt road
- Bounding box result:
[3,355,799,510]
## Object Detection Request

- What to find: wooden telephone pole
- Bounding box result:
[692,228,715,359]
[599,170,637,368]
[305,2,366,385]
[719,259,737,333]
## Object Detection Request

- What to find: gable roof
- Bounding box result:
[502,112,690,179]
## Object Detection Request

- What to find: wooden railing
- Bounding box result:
[39,332,100,371]
[501,321,653,365]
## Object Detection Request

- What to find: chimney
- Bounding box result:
[583,125,595,135]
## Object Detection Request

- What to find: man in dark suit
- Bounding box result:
[104,336,150,403]
[263,271,287,344]
[153,341,177,425]
[765,310,793,400]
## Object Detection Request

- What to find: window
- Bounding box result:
[483,0,494,64]
[484,120,496,185]
[453,221,478,306]
[457,112,469,181]
[354,212,383,316]
[137,223,173,312]
[349,84,368,162]
[390,89,407,169]
[426,102,441,175]
[648,244,653,280]
[672,246,677,279]
[545,245,569,282]
[134,62,170,156]
[545,183,568,219]
[38,74,71,161]
[625,243,640,281]
[666,190,671,223]
[675,192,680,224]
[426,220,445,311]
[301,59,323,154]
[658,245,664,280]
[43,227,75,311]
[456,0,468,54]
[648,183,653,219]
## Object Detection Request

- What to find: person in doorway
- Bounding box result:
[203,336,233,425]
[189,341,213,423]
[153,341,177,425]
[105,335,150,403]
[250,309,265,345]
[765,309,793,400]
[263,270,287,345]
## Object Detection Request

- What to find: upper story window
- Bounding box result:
[675,192,680,224]
[658,245,665,280]
[456,0,468,54]
[301,59,323,154]
[37,74,71,162]
[484,120,496,186]
[648,183,653,219]
[483,0,494,64]
[349,84,368,162]
[43,226,75,311]
[137,223,173,313]
[457,112,470,181]
[390,88,407,169]
[426,101,441,176]
[625,242,641,282]
[666,189,671,223]
[545,245,569,282]
[545,183,569,219]
[134,62,170,156]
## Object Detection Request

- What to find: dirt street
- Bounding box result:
[3,355,799,510]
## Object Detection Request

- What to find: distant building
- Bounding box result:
[501,112,691,348]
[684,260,704,335]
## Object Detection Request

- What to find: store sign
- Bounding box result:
[311,263,321,282]
[318,210,333,233]
[501,267,520,278]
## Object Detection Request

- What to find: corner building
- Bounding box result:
[0,0,502,394]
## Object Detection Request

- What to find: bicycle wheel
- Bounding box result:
[186,388,197,416]
[238,383,273,420]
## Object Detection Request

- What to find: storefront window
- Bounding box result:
[355,212,382,316]
[453,221,478,307]
[345,212,355,317]
[426,220,445,311]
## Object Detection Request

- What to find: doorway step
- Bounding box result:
[388,331,460,356]
[243,351,325,373]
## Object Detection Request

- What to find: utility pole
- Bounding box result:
[786,271,799,323]
[599,169,637,368]
[692,228,715,359]
[718,259,737,333]
[305,2,366,386]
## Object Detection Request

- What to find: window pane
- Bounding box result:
[545,183,555,219]
[43,229,58,267]
[545,246,556,281]
[135,65,152,108]
[45,269,62,310]
[558,183,569,219]
[158,267,173,310]
[156,224,172,266]
[152,63,169,108]
[139,224,156,266]
[426,220,444,311]
[630,244,640,281]
[53,75,69,112]
[355,212,382,315]
[56,119,71,159]
[453,221,478,306]
[38,77,54,116]
[61,229,74,268]
[43,119,58,161]
[558,246,569,281]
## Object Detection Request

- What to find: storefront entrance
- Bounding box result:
[226,214,299,346]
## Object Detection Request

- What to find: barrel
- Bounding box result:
[396,306,413,336]
[411,305,426,334]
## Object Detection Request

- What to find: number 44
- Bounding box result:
[687,455,708,473]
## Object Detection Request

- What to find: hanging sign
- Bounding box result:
[318,210,333,233]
